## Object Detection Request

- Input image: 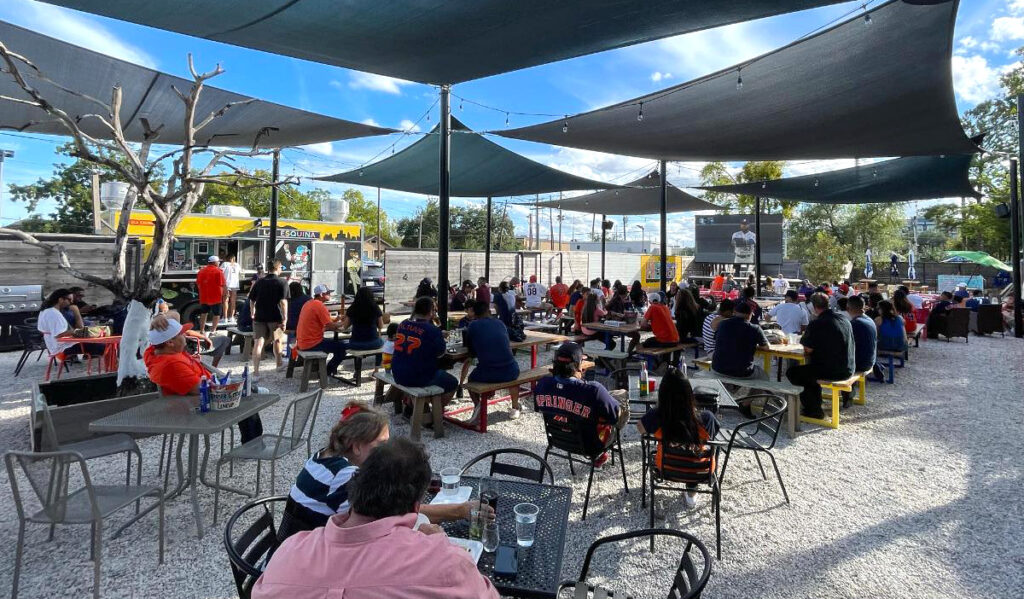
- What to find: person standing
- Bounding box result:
[475,277,491,306]
[731,218,756,267]
[296,285,348,376]
[249,260,290,373]
[772,274,788,296]
[196,255,226,335]
[346,250,362,296]
[786,293,855,419]
[220,254,241,323]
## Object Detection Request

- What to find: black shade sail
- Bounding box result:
[696,154,981,204]
[315,117,617,197]
[0,20,392,148]
[531,170,719,215]
[499,0,977,161]
[39,1,846,84]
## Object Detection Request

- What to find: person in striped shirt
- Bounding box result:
[701,299,734,356]
[278,401,484,542]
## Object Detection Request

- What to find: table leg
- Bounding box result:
[618,334,625,353]
[531,345,537,368]
[163,434,189,502]
[187,434,204,538]
[198,433,253,497]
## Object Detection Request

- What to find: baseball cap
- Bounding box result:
[208,255,220,263]
[554,342,583,366]
[313,284,333,295]
[148,318,192,346]
[649,291,663,303]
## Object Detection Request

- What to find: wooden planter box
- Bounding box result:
[31,372,159,451]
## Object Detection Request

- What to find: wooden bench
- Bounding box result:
[290,350,329,392]
[456,361,595,433]
[875,350,905,384]
[635,341,697,368]
[524,321,559,332]
[372,370,446,441]
[801,373,863,430]
[338,347,384,386]
[225,328,254,359]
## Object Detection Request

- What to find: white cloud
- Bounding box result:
[650,71,672,83]
[648,22,776,81]
[991,16,1024,41]
[9,0,156,67]
[399,119,421,133]
[347,72,413,95]
[300,142,334,156]
[952,54,1004,105]
[361,118,381,127]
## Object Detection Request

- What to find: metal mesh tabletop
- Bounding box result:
[431,476,571,598]
[686,375,741,409]
[89,394,280,435]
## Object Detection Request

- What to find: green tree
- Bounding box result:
[339,188,398,245]
[195,168,320,219]
[9,142,163,233]
[698,160,796,217]
[801,231,851,284]
[396,200,520,250]
[786,203,907,263]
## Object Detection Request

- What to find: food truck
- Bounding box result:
[108,206,362,323]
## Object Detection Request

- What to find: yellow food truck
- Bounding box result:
[640,254,687,288]
[108,208,362,322]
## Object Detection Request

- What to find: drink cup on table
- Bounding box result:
[482,521,500,553]
[514,502,539,548]
[440,467,460,497]
[479,477,499,512]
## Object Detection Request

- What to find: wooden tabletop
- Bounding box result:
[583,321,640,334]
[757,343,805,359]
[446,331,568,360]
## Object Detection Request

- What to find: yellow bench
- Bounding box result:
[800,373,864,429]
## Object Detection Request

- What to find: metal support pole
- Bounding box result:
[438,85,451,329]
[376,187,381,260]
[558,206,563,279]
[601,214,607,279]
[485,196,492,281]
[1011,158,1022,337]
[755,196,762,296]
[659,160,668,294]
[268,149,280,264]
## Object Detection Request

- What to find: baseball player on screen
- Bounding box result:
[731,218,756,264]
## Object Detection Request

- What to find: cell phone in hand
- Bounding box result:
[493,545,517,577]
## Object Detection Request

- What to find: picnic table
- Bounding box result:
[583,321,640,352]
[755,343,806,381]
[90,393,280,538]
[69,334,121,373]
[447,331,568,369]
[429,476,572,599]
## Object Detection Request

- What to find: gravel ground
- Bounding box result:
[0,332,1021,599]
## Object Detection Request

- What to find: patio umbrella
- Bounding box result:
[864,248,873,279]
[943,251,1012,272]
[907,248,917,281]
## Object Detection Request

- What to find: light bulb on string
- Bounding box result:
[863,5,872,26]
[459,99,463,111]
[813,178,819,187]
[562,116,569,133]
[426,112,430,122]
[761,181,767,189]
[359,170,364,177]
[637,102,644,122]
[505,112,510,127]
[872,168,878,178]
[736,68,743,91]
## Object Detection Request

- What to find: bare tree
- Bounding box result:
[0,42,293,383]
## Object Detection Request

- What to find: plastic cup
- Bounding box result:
[440,467,460,497]
[514,503,539,547]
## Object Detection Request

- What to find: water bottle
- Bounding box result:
[639,362,649,397]
[241,365,250,398]
[199,377,210,413]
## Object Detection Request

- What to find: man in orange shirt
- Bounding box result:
[196,255,226,334]
[640,292,680,349]
[296,284,348,376]
[145,314,263,441]
[572,287,590,333]
[710,271,726,292]
[548,276,570,318]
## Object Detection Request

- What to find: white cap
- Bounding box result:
[208,255,220,263]
[148,318,192,346]
[313,284,333,295]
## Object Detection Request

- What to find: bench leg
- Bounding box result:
[409,397,426,441]
[285,353,298,379]
[243,337,253,360]
[354,357,363,385]
[855,376,867,406]
[317,359,329,390]
[374,379,385,404]
[787,394,799,437]
[887,355,894,384]
[431,396,445,438]
[828,389,840,429]
[300,360,313,392]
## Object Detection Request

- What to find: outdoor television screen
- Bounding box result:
[694,213,784,264]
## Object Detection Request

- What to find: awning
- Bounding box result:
[696,154,981,204]
[530,170,719,215]
[38,1,845,84]
[498,0,977,161]
[944,251,1012,272]
[0,20,392,148]
[315,117,617,197]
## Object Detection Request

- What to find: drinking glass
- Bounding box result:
[440,467,461,497]
[627,373,640,401]
[514,503,539,548]
[482,521,500,553]
[479,477,499,513]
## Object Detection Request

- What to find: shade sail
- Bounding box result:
[530,170,719,215]
[315,117,617,197]
[39,1,845,85]
[499,0,977,161]
[696,154,980,204]
[944,251,1012,272]
[0,20,392,148]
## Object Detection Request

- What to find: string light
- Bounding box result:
[813,178,819,187]
[459,99,463,111]
[862,5,872,26]
[637,102,644,122]
[359,170,364,177]
[562,116,569,133]
[736,68,743,91]
[872,168,878,178]
[505,112,510,127]
[761,181,767,189]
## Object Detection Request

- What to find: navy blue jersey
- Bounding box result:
[534,376,619,455]
[392,318,446,387]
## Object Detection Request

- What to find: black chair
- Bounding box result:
[224,495,287,599]
[646,437,721,559]
[13,325,48,377]
[557,529,712,599]
[716,394,789,504]
[461,448,554,484]
[542,411,628,520]
[930,308,970,342]
[975,304,1005,337]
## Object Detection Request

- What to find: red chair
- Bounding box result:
[44,348,96,381]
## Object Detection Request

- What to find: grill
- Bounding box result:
[0,285,43,350]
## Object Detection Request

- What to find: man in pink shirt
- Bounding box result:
[252,437,498,599]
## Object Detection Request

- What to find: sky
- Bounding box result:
[0,0,1014,249]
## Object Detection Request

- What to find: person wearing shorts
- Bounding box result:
[249,260,290,373]
[196,255,226,334]
[221,254,241,322]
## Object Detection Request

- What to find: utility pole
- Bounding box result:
[534,195,541,252]
[557,207,564,278]
[418,211,423,249]
[0,149,12,227]
[637,225,645,253]
[268,149,280,263]
[527,213,533,250]
[622,215,628,241]
[376,187,381,260]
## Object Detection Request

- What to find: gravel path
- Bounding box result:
[0,332,1021,598]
